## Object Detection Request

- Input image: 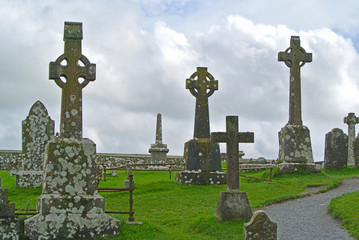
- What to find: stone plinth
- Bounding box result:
[0,177,19,240]
[323,128,348,169]
[244,210,277,240]
[175,171,226,185]
[15,171,43,188]
[176,138,223,185]
[215,191,252,221]
[278,125,320,173]
[24,137,120,239]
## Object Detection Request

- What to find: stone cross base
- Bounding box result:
[244,210,277,240]
[149,147,169,163]
[184,138,221,172]
[215,191,252,221]
[24,137,121,239]
[0,218,19,240]
[278,162,321,173]
[278,125,314,163]
[15,171,43,187]
[175,171,226,185]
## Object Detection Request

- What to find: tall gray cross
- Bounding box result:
[278,36,312,126]
[211,116,254,191]
[186,67,218,138]
[49,22,96,139]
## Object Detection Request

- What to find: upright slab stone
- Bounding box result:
[277,36,320,173]
[344,113,359,166]
[24,22,120,240]
[148,113,169,163]
[244,210,277,240]
[352,133,359,167]
[16,101,55,187]
[176,67,224,185]
[0,177,19,240]
[212,116,254,221]
[323,128,348,169]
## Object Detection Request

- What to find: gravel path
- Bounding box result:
[262,177,359,240]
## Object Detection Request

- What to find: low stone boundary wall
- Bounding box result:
[0,150,184,171]
[0,150,22,171]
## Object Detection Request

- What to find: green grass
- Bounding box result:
[1,167,359,240]
[329,185,359,239]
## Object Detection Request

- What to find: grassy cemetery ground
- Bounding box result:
[329,182,359,239]
[1,167,359,240]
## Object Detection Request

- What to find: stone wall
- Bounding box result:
[0,150,22,171]
[0,150,184,171]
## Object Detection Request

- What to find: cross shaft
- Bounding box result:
[211,116,254,191]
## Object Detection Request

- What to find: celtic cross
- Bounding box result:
[186,67,218,138]
[49,22,96,138]
[278,36,312,126]
[212,116,254,191]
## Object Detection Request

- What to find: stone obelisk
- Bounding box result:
[149,113,169,163]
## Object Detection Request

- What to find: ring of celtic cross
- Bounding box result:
[282,47,310,68]
[51,54,95,89]
[187,71,217,98]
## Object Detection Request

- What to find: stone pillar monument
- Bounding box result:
[176,67,225,185]
[344,112,359,166]
[16,100,55,187]
[277,36,320,173]
[149,113,169,163]
[24,22,121,239]
[212,116,254,221]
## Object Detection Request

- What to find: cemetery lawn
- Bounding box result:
[329,190,359,239]
[1,167,359,240]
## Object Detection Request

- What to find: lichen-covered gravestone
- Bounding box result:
[243,210,277,240]
[277,36,320,173]
[176,67,225,185]
[16,100,54,187]
[0,177,19,240]
[323,128,348,169]
[212,116,254,221]
[24,22,120,239]
[148,113,169,163]
[344,113,359,166]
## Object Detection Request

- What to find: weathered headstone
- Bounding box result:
[323,128,348,169]
[148,113,169,163]
[16,100,54,187]
[0,177,19,240]
[176,67,224,185]
[243,210,277,240]
[352,133,359,167]
[344,113,359,166]
[24,22,120,239]
[212,116,254,221]
[277,36,320,173]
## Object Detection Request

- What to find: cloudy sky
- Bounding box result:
[1,0,359,162]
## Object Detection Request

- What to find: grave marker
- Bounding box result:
[212,116,254,221]
[0,177,19,239]
[24,22,120,239]
[244,210,277,240]
[176,67,224,185]
[344,113,359,166]
[16,100,54,187]
[323,128,348,169]
[148,113,169,163]
[277,36,320,173]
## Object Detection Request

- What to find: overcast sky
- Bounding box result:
[1,0,359,162]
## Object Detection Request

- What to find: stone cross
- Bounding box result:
[49,22,96,138]
[186,67,218,138]
[278,36,312,126]
[211,116,254,191]
[344,112,359,166]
